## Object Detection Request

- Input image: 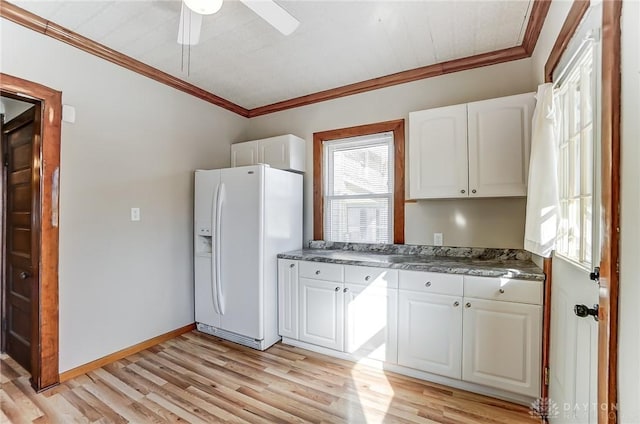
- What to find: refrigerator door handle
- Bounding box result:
[215,182,226,315]
[210,182,221,314]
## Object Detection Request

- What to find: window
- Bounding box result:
[325,133,393,243]
[313,120,405,244]
[555,43,597,267]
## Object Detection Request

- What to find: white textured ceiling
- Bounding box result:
[14,0,534,109]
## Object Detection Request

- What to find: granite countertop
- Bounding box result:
[278,242,545,281]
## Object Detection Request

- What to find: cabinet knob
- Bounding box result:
[460,189,466,194]
[335,287,340,292]
[465,302,471,308]
[425,281,431,287]
[343,288,349,293]
[453,301,460,307]
[19,271,30,280]
[289,263,295,268]
[365,276,371,281]
[472,189,477,194]
[499,288,505,294]
[315,270,321,275]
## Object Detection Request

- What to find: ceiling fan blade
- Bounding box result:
[239,0,299,36]
[177,2,202,45]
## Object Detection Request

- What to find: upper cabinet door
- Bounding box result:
[258,138,288,171]
[231,141,258,167]
[258,135,306,173]
[467,93,535,197]
[409,104,468,199]
[233,135,305,172]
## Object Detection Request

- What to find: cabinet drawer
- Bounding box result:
[399,270,463,296]
[463,276,543,305]
[344,265,398,288]
[299,261,344,282]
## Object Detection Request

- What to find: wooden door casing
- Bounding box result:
[1,74,62,392]
[2,105,40,374]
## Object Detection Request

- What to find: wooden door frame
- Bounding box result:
[597,0,621,421]
[542,1,621,422]
[0,73,61,392]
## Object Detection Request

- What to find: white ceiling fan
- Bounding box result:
[177,0,300,45]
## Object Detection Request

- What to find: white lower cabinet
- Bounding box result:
[398,291,463,379]
[462,297,542,397]
[277,259,299,339]
[279,260,543,402]
[299,278,344,351]
[345,283,398,363]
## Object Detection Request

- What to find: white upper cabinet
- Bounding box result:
[409,92,535,199]
[231,134,306,173]
[409,104,469,199]
[467,93,535,197]
[231,140,259,168]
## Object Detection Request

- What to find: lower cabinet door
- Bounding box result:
[299,278,344,351]
[277,259,298,339]
[344,283,398,363]
[398,291,463,379]
[462,297,542,397]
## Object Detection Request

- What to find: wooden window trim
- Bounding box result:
[1,73,61,392]
[313,120,405,244]
[544,0,591,83]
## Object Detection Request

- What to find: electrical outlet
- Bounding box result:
[130,207,140,221]
[434,233,443,246]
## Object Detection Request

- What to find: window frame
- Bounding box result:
[553,34,601,271]
[313,119,405,244]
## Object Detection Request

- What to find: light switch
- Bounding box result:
[62,105,76,123]
[130,207,140,221]
[434,233,443,246]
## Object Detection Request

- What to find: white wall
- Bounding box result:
[0,20,247,372]
[618,1,640,421]
[243,59,536,247]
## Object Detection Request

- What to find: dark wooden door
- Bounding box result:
[2,105,40,373]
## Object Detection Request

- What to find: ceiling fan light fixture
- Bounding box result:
[184,0,223,15]
[241,0,300,36]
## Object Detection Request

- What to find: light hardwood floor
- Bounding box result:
[0,331,538,423]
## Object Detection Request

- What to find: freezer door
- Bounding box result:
[218,165,264,339]
[194,170,221,327]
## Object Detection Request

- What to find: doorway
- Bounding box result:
[543,1,622,423]
[0,73,62,392]
[1,94,41,377]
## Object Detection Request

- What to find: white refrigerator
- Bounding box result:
[194,164,302,350]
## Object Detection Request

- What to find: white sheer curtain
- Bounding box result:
[524,83,560,257]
